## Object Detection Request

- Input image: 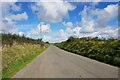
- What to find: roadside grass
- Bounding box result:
[2,43,48,79]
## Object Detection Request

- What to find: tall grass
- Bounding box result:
[2,43,48,78]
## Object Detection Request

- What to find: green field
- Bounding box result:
[55,37,120,67]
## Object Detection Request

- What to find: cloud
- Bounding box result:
[43,3,118,43]
[43,29,68,43]
[75,4,118,38]
[1,18,16,33]
[79,4,118,29]
[104,4,118,15]
[8,12,28,21]
[2,2,21,16]
[43,35,52,42]
[1,2,29,34]
[1,0,17,2]
[63,22,73,27]
[77,4,118,38]
[93,4,118,28]
[26,22,51,38]
[1,17,26,35]
[26,28,39,38]
[1,11,28,34]
[37,23,51,33]
[18,31,24,36]
[46,24,118,43]
[31,1,76,23]
[11,3,21,11]
[56,29,68,41]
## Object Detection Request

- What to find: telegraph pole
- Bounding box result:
[39,17,44,48]
[40,18,42,40]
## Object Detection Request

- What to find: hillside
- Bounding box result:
[55,37,120,67]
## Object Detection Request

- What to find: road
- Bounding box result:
[13,45,118,78]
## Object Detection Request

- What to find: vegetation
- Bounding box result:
[55,37,120,67]
[2,33,42,47]
[1,33,49,79]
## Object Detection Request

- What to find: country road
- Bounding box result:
[13,45,119,78]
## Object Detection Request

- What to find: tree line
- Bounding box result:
[55,37,120,67]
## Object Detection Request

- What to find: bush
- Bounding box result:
[55,37,120,67]
[113,57,120,67]
[2,33,44,47]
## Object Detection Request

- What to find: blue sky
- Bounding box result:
[1,1,119,43]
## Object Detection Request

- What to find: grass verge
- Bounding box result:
[2,43,48,79]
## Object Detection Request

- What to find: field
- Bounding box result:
[2,43,48,78]
[55,37,120,67]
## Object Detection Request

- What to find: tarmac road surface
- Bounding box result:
[13,45,118,78]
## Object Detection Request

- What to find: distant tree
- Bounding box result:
[46,42,49,44]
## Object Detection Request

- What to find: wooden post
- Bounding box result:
[40,18,42,40]
[39,18,44,48]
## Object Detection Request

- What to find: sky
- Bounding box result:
[1,0,119,43]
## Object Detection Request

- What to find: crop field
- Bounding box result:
[55,37,120,67]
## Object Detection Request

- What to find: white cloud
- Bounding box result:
[8,12,28,21]
[19,31,24,36]
[26,28,39,38]
[11,3,21,11]
[2,2,21,16]
[43,26,118,43]
[1,0,17,2]
[63,22,73,27]
[43,35,52,42]
[2,3,11,17]
[104,4,118,16]
[43,4,118,43]
[97,27,118,38]
[81,20,95,33]
[66,27,73,34]
[73,26,118,39]
[1,2,29,34]
[73,27,81,37]
[26,22,51,38]
[0,3,2,21]
[94,4,118,28]
[1,18,16,33]
[43,29,69,43]
[31,1,76,23]
[37,23,51,33]
[57,29,68,40]
[55,29,71,42]
[78,3,118,33]
[1,12,28,34]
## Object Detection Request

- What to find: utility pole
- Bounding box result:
[40,18,42,40]
[39,17,44,48]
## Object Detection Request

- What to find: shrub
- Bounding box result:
[55,37,120,67]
